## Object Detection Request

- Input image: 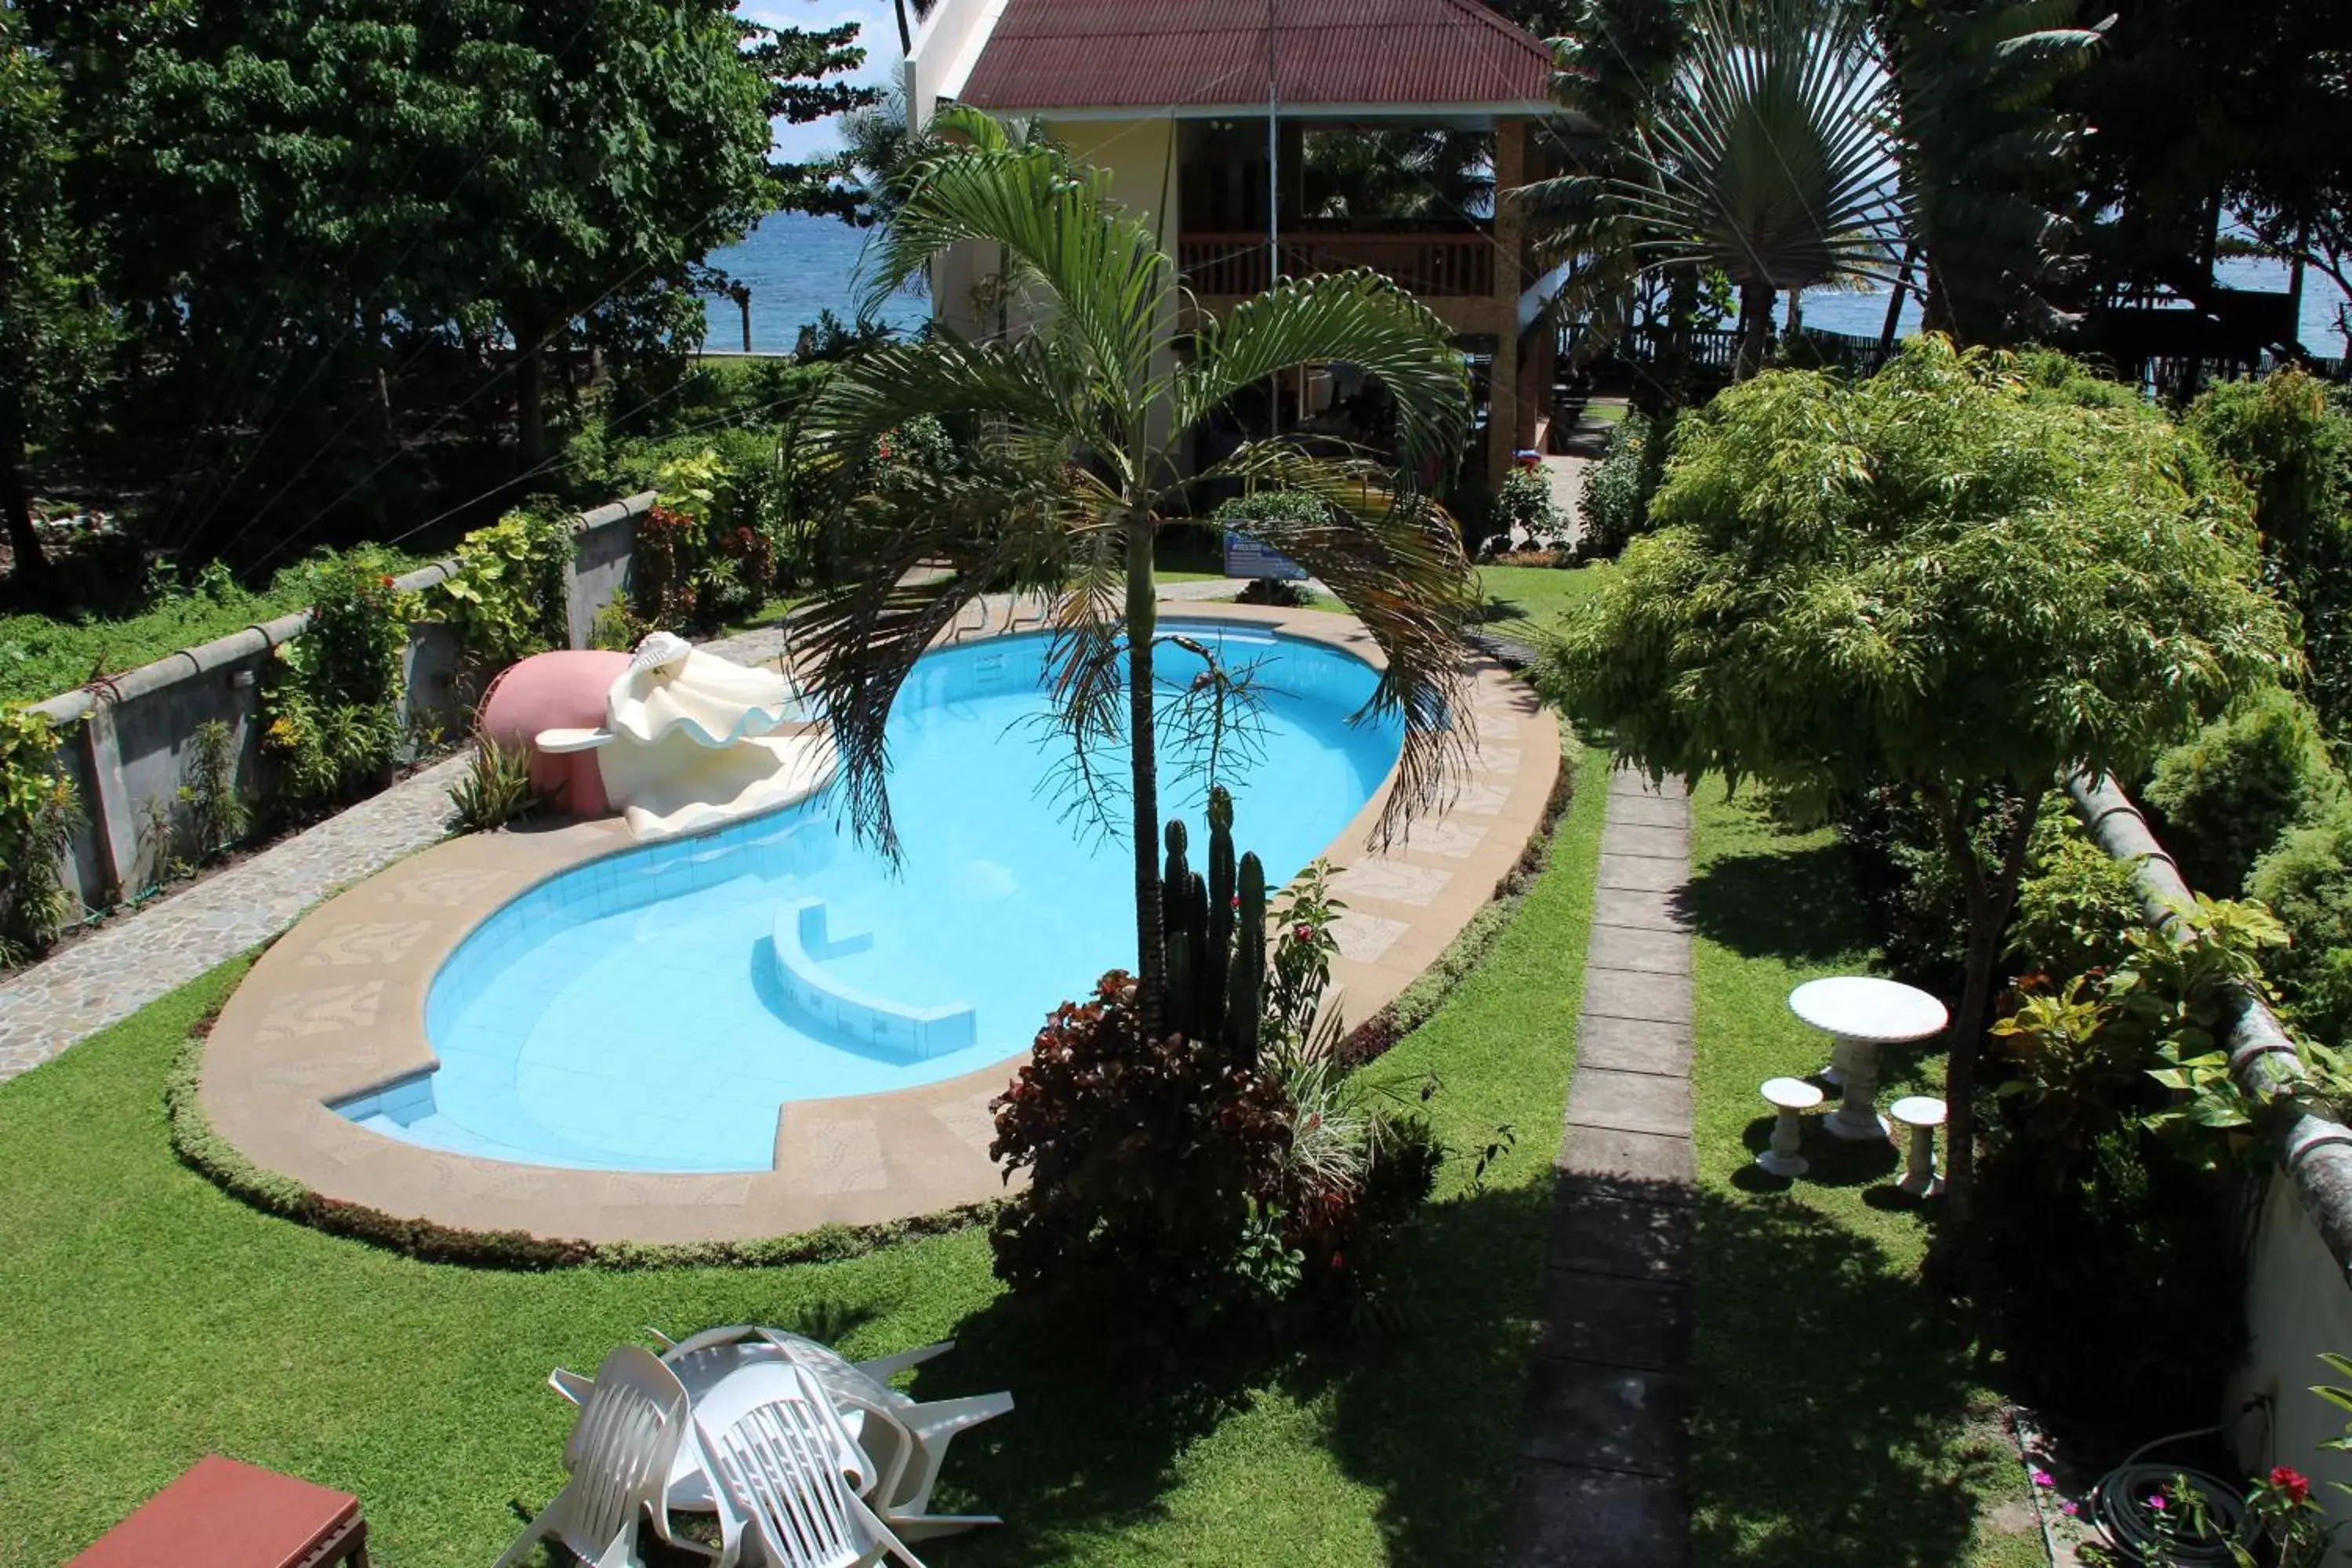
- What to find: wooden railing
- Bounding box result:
[1178,231,1496,299]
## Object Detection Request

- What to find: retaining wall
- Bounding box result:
[24,493,653,915]
[2069,774,2352,1552]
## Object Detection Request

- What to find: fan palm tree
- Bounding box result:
[1882,0,2108,345]
[1522,0,1904,378]
[794,111,1479,1036]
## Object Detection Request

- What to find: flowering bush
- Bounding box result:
[1493,461,1560,546]
[433,509,571,674]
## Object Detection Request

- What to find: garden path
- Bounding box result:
[1505,764,1695,1567]
[0,579,1269,1085]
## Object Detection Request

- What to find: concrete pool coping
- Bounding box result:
[197,601,1561,1245]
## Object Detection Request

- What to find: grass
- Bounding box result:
[2,578,318,707]
[1681,781,2042,1568]
[0,742,1611,1566]
[1475,564,1613,646]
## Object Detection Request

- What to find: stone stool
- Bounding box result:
[1758,1076,1823,1178]
[1891,1096,1947,1196]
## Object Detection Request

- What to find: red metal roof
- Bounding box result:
[957,0,1553,114]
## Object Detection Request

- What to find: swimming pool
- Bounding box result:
[340,624,1404,1172]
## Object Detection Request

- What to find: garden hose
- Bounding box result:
[2089,1425,2248,1566]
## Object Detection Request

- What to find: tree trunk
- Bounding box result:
[1734,281,1773,380]
[0,415,49,600]
[893,0,913,53]
[514,318,547,471]
[1922,783,2043,1238]
[1125,511,1166,1036]
[1879,243,1919,360]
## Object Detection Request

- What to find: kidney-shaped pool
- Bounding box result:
[339,623,1403,1172]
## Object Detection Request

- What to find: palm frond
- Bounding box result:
[1189,442,1478,846]
[1172,270,1472,469]
[793,460,1083,861]
[801,333,1106,474]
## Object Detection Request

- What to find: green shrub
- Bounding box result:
[1574,409,1670,561]
[2188,369,2352,746]
[2248,807,2352,1046]
[1218,488,1334,533]
[177,717,248,864]
[2144,687,2347,898]
[1492,463,1559,545]
[446,736,537,833]
[261,548,411,809]
[0,706,81,965]
[432,507,572,675]
[2007,803,2146,979]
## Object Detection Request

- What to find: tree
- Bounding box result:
[1880,0,2109,346]
[1543,337,2294,1226]
[795,111,1479,1037]
[0,16,114,596]
[1520,0,1904,379]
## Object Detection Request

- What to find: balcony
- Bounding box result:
[1178,227,1497,299]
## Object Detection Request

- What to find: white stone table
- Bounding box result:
[1788,976,1949,1141]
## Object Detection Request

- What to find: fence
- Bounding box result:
[24,492,654,917]
[2069,772,2352,1542]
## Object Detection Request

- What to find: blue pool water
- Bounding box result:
[343,626,1403,1172]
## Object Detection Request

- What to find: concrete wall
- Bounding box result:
[2234,1178,2352,1561]
[22,493,652,915]
[2071,775,2352,1557]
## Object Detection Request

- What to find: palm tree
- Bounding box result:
[795,112,1479,1036]
[1522,0,1904,377]
[1882,0,2107,345]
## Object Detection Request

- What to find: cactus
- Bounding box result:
[1163,818,1192,924]
[1166,923,1195,1039]
[1185,869,1215,1036]
[1207,786,1236,992]
[1227,852,1266,1064]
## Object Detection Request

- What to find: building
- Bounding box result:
[904,0,1557,481]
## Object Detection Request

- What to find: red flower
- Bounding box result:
[1231,895,1240,910]
[1328,1252,1345,1271]
[379,575,395,588]
[1294,924,1314,942]
[2270,1467,2312,1504]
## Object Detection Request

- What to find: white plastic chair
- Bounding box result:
[499,1345,706,1568]
[691,1359,925,1568]
[652,1325,1009,1540]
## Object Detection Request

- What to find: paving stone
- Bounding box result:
[1504,1461,1689,1568]
[1596,852,1685,894]
[1606,793,1691,829]
[1581,966,1693,1026]
[1575,1014,1693,1078]
[1566,1068,1693,1139]
[1534,1269,1692,1371]
[1542,1190,1694,1283]
[1608,769,1686,801]
[1587,924,1691,975]
[1591,887,1693,934]
[1554,1124,1696,1202]
[1519,1356,1690,1478]
[1601,821,1692,861]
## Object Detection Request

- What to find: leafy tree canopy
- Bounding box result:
[1550,336,2291,802]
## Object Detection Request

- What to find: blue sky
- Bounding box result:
[740,0,903,162]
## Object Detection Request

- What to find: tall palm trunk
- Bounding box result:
[1734,279,1775,379]
[1124,510,1166,1035]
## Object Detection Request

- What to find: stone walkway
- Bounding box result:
[0,577,1300,1086]
[1506,765,1695,1567]
[0,752,474,1083]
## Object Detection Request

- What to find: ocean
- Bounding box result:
[1802,254,2351,357]
[706,210,2352,360]
[697,212,930,352]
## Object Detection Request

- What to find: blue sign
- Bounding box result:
[1222,532,1308,581]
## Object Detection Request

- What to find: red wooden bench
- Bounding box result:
[67,1454,368,1568]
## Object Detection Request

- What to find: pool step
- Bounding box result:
[768,899,977,1061]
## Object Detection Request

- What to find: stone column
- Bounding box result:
[1489,118,1530,483]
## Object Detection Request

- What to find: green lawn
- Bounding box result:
[0,743,1610,1567]
[2,578,329,707]
[1475,564,1613,646]
[1682,782,2041,1568]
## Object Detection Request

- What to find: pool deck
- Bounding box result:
[196,601,1560,1244]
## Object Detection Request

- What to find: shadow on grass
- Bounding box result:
[888,1179,1557,1567]
[1690,1188,2013,1568]
[1675,839,1871,967]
